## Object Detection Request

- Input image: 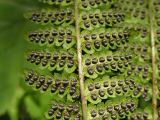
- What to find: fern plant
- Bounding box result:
[23,0,160,119]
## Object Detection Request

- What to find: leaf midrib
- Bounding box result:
[74,1,87,120]
[149,0,158,120]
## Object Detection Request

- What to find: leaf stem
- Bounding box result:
[149,1,158,120]
[74,1,87,120]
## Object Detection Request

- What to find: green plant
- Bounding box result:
[24,0,160,119]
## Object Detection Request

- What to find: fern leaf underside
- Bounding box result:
[24,0,160,120]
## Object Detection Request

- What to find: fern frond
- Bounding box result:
[23,0,160,119]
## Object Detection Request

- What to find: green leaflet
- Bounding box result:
[81,28,130,54]
[45,101,81,120]
[26,48,77,73]
[39,0,74,6]
[24,70,80,102]
[85,75,152,104]
[87,97,139,120]
[80,9,125,30]
[128,106,153,120]
[25,7,75,26]
[79,0,115,10]
[26,26,76,50]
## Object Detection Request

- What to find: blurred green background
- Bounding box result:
[0,0,51,120]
